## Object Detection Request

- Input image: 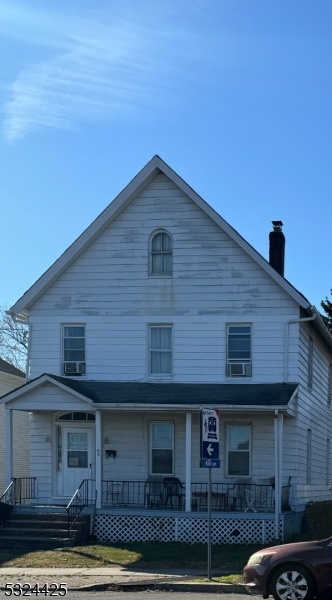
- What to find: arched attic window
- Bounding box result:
[150,230,172,276]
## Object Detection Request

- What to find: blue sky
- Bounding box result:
[1,0,331,311]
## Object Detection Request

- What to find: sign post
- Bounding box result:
[200,407,220,581]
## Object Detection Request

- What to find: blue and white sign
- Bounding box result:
[202,458,220,468]
[201,407,220,467]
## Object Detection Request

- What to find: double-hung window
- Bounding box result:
[149,325,172,375]
[150,230,172,276]
[227,325,251,377]
[150,422,174,475]
[227,424,251,477]
[63,325,86,376]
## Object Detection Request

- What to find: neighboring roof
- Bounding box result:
[0,357,25,379]
[3,373,296,408]
[10,155,310,317]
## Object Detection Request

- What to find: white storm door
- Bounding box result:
[63,427,93,497]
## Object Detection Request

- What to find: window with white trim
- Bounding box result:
[63,325,86,376]
[227,325,251,377]
[227,424,251,477]
[149,325,172,375]
[150,230,172,276]
[150,422,174,475]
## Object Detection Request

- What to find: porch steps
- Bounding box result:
[0,511,90,549]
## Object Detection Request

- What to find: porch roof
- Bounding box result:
[46,375,297,407]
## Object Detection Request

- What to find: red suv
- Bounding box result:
[243,537,332,599]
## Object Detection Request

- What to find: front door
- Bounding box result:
[63,426,93,497]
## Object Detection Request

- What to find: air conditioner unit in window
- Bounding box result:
[64,361,86,376]
[228,363,251,376]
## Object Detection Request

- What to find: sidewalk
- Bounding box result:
[0,566,246,593]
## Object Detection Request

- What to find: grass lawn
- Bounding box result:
[0,542,261,570]
[0,534,312,570]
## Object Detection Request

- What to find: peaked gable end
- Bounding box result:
[10,155,310,317]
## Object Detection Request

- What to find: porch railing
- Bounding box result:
[101,479,292,513]
[66,479,96,535]
[0,477,37,506]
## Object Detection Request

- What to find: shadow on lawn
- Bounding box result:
[0,533,315,570]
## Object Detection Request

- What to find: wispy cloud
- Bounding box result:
[1,0,222,142]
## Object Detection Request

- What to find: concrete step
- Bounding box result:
[6,520,86,531]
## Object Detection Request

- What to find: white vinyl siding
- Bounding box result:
[307,429,312,484]
[308,337,313,389]
[0,372,29,495]
[326,439,330,485]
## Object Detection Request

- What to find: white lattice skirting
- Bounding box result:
[92,514,293,545]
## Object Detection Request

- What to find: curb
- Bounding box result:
[74,580,249,594]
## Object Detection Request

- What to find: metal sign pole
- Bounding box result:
[208,466,212,580]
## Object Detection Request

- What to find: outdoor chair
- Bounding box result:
[231,479,251,510]
[145,476,164,509]
[245,478,270,512]
[105,481,124,507]
[164,477,185,510]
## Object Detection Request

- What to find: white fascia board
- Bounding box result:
[93,403,291,414]
[0,373,93,406]
[10,154,309,316]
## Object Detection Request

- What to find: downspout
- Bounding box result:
[284,313,316,382]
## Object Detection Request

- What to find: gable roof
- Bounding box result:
[10,155,310,318]
[0,357,25,379]
[0,373,298,411]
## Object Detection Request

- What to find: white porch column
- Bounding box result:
[95,410,102,509]
[185,412,192,512]
[278,413,284,508]
[5,407,13,488]
[274,410,280,540]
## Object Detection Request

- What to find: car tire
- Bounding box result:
[270,563,315,600]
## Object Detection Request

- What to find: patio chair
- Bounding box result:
[145,476,164,509]
[164,477,185,510]
[231,479,250,510]
[105,481,124,507]
[245,479,270,512]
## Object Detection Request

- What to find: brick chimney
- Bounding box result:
[269,221,285,276]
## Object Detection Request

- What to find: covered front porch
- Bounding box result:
[1,376,298,543]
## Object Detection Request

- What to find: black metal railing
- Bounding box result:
[99,479,292,513]
[0,477,37,506]
[102,480,146,507]
[66,479,96,535]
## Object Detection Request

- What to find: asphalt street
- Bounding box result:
[0,593,249,600]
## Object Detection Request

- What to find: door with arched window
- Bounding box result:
[55,412,95,498]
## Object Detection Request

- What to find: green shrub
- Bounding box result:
[306,501,332,538]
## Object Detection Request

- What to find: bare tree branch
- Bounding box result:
[0,304,28,372]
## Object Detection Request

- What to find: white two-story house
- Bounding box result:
[2,155,332,544]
